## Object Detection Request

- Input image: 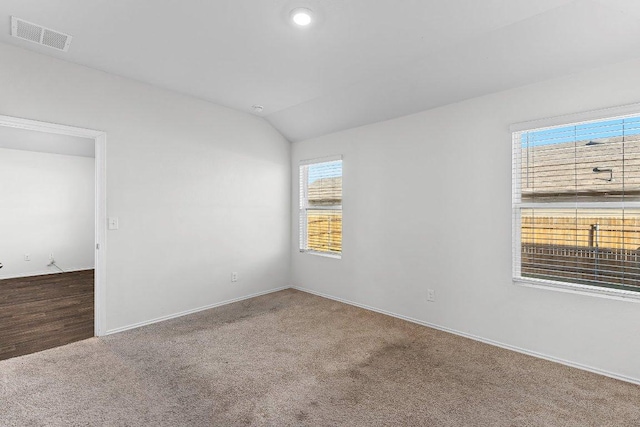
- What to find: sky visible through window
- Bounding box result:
[521,116,640,147]
[308,160,342,184]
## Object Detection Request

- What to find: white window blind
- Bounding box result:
[512,115,640,294]
[299,156,342,256]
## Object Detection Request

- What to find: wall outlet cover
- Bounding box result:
[427,289,435,302]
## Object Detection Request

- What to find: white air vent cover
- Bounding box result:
[11,17,72,52]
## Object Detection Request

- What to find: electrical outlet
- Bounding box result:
[231,272,238,282]
[427,289,435,302]
[24,254,31,261]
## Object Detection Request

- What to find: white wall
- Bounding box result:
[0,148,94,278]
[291,58,640,383]
[0,42,291,332]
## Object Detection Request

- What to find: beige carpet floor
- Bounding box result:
[0,289,639,426]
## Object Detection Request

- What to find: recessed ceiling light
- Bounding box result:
[252,105,264,113]
[291,8,313,26]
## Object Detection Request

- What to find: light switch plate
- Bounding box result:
[108,217,119,230]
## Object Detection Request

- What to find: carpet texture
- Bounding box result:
[1,289,638,426]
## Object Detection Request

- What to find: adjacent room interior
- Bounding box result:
[1,1,639,425]
[0,126,96,360]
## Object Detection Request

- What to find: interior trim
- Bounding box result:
[105,286,290,335]
[510,102,640,133]
[292,286,640,386]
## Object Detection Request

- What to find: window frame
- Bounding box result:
[299,155,343,259]
[511,106,640,302]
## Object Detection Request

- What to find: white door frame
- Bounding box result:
[0,115,107,336]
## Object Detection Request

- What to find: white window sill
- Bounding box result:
[300,250,341,260]
[513,277,640,303]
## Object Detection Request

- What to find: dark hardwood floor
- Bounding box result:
[0,270,94,361]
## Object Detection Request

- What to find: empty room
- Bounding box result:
[1,1,639,426]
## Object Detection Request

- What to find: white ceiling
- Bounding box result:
[0,126,94,157]
[1,0,640,142]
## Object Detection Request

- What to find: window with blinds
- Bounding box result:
[299,156,342,257]
[513,115,640,294]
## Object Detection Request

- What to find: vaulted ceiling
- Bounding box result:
[1,0,640,142]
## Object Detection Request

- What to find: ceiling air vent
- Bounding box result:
[10,17,72,52]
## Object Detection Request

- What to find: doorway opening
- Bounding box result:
[0,115,106,360]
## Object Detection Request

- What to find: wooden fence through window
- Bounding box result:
[307,212,342,253]
[521,243,640,290]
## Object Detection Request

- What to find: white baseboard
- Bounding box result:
[291,286,640,386]
[0,266,94,280]
[101,283,640,385]
[105,286,290,335]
